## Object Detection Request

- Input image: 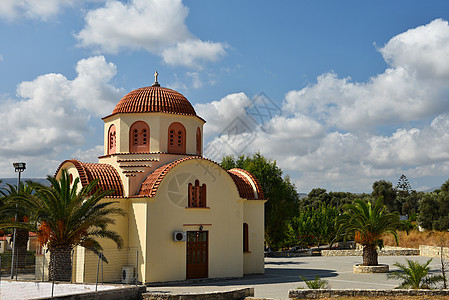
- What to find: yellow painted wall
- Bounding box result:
[128,200,149,283]
[243,201,266,274]
[144,159,246,283]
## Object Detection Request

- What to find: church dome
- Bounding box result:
[111,85,197,116]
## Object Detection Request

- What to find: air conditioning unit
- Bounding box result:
[121,266,134,284]
[173,231,186,242]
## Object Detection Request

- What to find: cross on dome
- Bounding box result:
[152,71,160,87]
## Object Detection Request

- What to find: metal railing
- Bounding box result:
[0,246,140,298]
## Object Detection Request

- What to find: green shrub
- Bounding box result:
[299,275,329,289]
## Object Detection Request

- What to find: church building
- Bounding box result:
[52,74,266,283]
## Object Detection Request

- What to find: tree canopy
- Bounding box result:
[221,153,299,250]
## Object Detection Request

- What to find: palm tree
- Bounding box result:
[17,169,126,281]
[0,182,35,269]
[388,259,444,289]
[335,198,409,266]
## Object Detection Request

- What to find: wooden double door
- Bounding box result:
[186,231,208,279]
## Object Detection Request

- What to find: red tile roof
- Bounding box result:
[110,86,197,117]
[55,159,124,197]
[138,157,265,200]
[228,168,265,200]
[139,156,221,197]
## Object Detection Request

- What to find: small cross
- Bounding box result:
[154,71,158,83]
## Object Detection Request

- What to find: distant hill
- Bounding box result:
[0,178,49,189]
[298,193,307,199]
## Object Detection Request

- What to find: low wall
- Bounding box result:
[420,245,449,259]
[143,288,254,300]
[36,285,147,300]
[321,246,419,256]
[289,289,449,299]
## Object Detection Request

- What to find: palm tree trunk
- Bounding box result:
[49,246,72,281]
[362,244,378,266]
[15,229,29,269]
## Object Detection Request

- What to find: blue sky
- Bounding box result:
[2,0,449,193]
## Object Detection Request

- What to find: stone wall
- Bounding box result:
[289,289,449,299]
[36,285,147,300]
[420,245,449,259]
[143,288,254,300]
[321,246,419,257]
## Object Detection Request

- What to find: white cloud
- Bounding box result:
[69,56,124,116]
[201,19,449,192]
[73,145,104,163]
[76,0,227,68]
[195,93,252,140]
[284,19,449,132]
[0,56,123,177]
[162,40,227,68]
[0,0,92,21]
[0,54,3,61]
[380,19,449,81]
[186,72,203,89]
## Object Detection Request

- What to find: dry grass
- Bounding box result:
[318,297,449,300]
[382,230,449,249]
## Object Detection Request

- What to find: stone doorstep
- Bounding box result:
[289,289,449,299]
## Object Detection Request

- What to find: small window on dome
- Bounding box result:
[108,124,116,155]
[167,122,186,154]
[129,121,150,153]
[196,127,202,156]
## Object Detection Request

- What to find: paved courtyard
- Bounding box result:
[147,255,445,299]
[0,255,444,299]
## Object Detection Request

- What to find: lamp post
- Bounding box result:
[10,162,26,279]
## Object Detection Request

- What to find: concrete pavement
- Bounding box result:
[146,255,445,299]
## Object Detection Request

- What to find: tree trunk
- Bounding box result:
[362,244,378,266]
[49,246,72,281]
[15,229,29,269]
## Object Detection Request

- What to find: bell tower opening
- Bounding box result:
[168,122,186,154]
[129,121,150,153]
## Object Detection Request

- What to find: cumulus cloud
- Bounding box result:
[76,0,227,68]
[162,40,227,68]
[73,145,104,163]
[0,0,91,21]
[0,56,123,177]
[284,19,449,133]
[195,93,253,141]
[202,19,449,192]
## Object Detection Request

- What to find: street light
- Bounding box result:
[10,162,26,279]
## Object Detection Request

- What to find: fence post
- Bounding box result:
[101,251,103,285]
[95,251,101,292]
[42,252,45,281]
[51,256,55,297]
[15,249,18,280]
[71,249,74,283]
[135,250,138,285]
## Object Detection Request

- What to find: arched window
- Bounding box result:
[129,121,150,153]
[168,122,186,154]
[243,223,249,252]
[188,180,206,207]
[196,127,202,156]
[108,124,116,155]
